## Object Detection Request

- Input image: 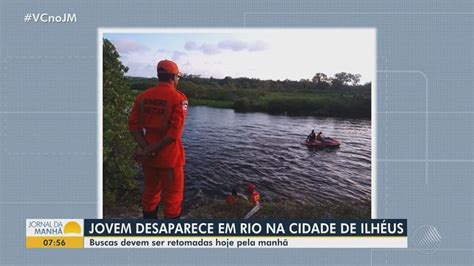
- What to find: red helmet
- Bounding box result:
[247,183,256,192]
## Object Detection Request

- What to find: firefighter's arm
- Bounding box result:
[143,97,186,154]
[128,96,148,149]
[142,136,175,155]
[130,130,148,149]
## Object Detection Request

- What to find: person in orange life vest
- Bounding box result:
[225,189,238,205]
[247,183,261,206]
[128,59,188,219]
[225,188,248,206]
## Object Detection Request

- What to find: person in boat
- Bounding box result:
[316,131,326,141]
[307,130,316,142]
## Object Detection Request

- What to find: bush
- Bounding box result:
[103,39,140,206]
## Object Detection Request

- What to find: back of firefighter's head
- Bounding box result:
[157,59,182,87]
[247,183,256,193]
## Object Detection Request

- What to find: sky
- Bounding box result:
[104,29,375,83]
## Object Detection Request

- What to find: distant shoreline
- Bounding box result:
[129,77,372,119]
[187,98,372,120]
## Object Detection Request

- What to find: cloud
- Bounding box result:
[199,43,220,55]
[217,39,269,52]
[110,39,149,54]
[184,39,268,55]
[184,41,198,51]
[248,40,268,51]
[185,41,219,54]
[218,39,247,51]
[172,50,187,60]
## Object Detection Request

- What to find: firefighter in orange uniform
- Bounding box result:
[128,59,188,219]
[247,183,261,206]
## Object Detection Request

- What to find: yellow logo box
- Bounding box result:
[26,219,84,249]
[26,236,84,249]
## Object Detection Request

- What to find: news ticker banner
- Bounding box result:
[26,219,407,248]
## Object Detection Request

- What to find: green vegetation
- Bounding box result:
[127,74,371,118]
[103,39,140,207]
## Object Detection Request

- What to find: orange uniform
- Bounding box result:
[249,191,261,205]
[128,82,188,218]
[226,195,237,205]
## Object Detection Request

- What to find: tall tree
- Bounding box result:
[312,73,328,83]
[334,72,362,85]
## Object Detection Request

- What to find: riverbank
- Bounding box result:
[104,199,371,219]
[188,93,371,118]
[187,199,370,219]
[188,98,234,109]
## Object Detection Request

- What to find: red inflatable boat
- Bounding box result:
[303,138,341,148]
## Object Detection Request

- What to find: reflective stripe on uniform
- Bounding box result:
[167,168,174,184]
[139,98,145,125]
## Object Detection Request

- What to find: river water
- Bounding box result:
[181,106,371,206]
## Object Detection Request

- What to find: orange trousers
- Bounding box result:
[142,166,184,218]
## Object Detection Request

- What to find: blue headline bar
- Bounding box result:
[84,219,407,237]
